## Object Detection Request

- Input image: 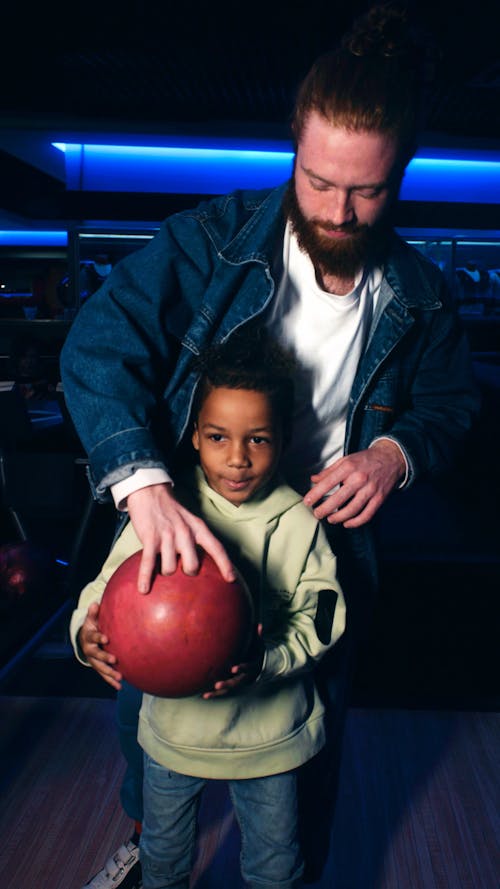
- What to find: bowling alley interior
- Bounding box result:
[0,4,498,888]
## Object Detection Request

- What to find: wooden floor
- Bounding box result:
[0,694,498,889]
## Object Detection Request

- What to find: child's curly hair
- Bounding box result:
[192,329,296,444]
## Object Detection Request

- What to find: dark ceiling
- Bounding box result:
[1,0,499,223]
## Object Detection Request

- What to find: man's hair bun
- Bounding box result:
[343,3,412,57]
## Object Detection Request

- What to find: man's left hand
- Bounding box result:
[303,439,406,528]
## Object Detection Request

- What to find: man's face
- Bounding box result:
[192,386,282,506]
[290,111,403,279]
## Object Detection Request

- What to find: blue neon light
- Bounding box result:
[399,158,500,203]
[0,230,68,247]
[53,143,295,193]
[51,141,500,203]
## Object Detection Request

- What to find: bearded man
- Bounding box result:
[62,5,479,888]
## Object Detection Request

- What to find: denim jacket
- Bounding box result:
[61,183,479,506]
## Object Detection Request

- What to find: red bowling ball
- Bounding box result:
[99,549,254,697]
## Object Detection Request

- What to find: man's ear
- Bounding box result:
[192,423,200,451]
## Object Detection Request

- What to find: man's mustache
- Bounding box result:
[314,220,366,235]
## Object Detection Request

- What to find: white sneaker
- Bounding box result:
[82,839,141,888]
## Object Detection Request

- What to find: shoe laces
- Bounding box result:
[85,841,139,887]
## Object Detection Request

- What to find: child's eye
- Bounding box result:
[208,433,224,442]
[251,436,270,445]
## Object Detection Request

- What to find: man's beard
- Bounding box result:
[283,181,392,280]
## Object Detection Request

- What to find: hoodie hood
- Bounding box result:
[190,465,302,523]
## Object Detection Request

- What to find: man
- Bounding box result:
[61,5,479,887]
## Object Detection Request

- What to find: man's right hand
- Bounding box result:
[127,482,235,593]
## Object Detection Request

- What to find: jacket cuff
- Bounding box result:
[369,435,411,488]
[256,644,288,682]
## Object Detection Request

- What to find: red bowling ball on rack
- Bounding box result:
[99,549,254,697]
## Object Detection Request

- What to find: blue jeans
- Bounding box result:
[116,668,349,881]
[140,753,304,889]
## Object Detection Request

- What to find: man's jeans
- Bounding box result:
[140,752,304,889]
[117,680,144,822]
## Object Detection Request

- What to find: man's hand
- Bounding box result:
[127,483,235,593]
[78,602,123,691]
[303,440,406,527]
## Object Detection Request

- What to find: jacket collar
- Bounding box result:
[216,184,288,266]
[383,234,443,310]
[213,184,443,312]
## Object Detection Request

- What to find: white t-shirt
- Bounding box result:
[266,222,382,494]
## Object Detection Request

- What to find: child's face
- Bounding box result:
[192,386,282,506]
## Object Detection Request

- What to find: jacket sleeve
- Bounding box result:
[391,301,479,484]
[60,216,212,499]
[258,521,346,683]
[69,522,142,665]
[360,256,481,486]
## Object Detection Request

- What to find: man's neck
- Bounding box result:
[317,267,357,296]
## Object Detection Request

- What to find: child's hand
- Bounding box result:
[78,602,123,691]
[202,624,264,699]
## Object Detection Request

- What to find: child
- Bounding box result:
[70,332,346,889]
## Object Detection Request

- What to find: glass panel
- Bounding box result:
[0,246,69,321]
[404,238,455,292]
[454,240,500,319]
[75,228,159,311]
[392,229,500,353]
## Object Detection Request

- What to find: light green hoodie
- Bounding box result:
[70,467,346,779]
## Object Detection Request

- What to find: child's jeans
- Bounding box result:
[140,751,304,889]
